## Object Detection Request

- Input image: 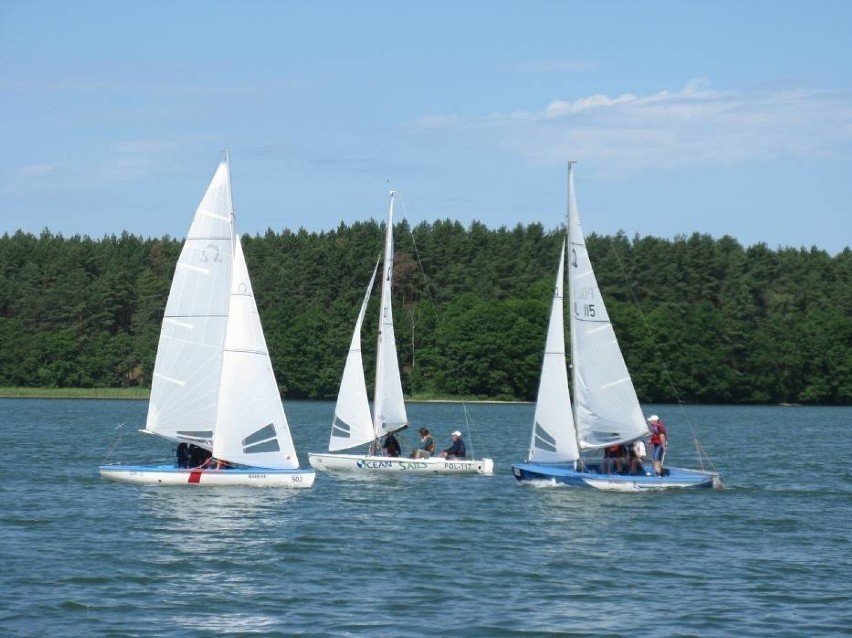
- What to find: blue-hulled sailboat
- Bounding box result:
[511,164,721,491]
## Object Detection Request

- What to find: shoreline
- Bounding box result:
[0,387,528,403]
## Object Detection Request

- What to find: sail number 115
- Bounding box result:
[576,303,596,318]
[574,286,597,318]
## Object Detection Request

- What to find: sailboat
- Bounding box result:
[99,156,316,488]
[308,192,494,475]
[512,164,721,491]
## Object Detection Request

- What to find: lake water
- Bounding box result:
[1,399,850,637]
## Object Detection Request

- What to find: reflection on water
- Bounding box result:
[136,487,304,558]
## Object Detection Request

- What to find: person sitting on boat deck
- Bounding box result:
[440,431,466,459]
[602,444,626,474]
[382,432,402,457]
[176,442,189,468]
[188,444,212,468]
[410,427,435,458]
[647,415,668,476]
[630,438,648,475]
[199,456,230,470]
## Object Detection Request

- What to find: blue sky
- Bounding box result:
[2,0,850,254]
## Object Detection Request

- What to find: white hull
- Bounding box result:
[308,453,494,475]
[99,464,316,488]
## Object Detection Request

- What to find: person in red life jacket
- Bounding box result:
[647,415,668,476]
[602,443,627,474]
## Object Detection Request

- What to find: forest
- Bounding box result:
[0,222,849,405]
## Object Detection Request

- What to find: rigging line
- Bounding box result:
[603,237,713,462]
[399,195,489,460]
[101,422,126,465]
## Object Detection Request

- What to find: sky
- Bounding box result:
[1,0,851,254]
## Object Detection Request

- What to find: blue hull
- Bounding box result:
[511,462,720,491]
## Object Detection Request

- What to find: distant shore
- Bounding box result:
[0,387,150,400]
[0,387,527,403]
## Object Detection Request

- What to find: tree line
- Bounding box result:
[0,223,849,405]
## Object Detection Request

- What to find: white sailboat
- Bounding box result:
[308,192,494,475]
[100,156,315,487]
[512,164,721,490]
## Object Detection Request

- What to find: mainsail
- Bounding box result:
[567,163,648,449]
[373,191,408,436]
[144,160,234,444]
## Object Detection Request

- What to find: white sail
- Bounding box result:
[308,190,495,475]
[144,160,234,444]
[373,192,408,436]
[567,164,648,449]
[329,260,380,451]
[213,237,300,469]
[528,241,580,463]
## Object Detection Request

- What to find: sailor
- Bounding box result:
[630,439,648,475]
[410,427,435,458]
[176,442,189,468]
[382,432,402,457]
[647,415,668,476]
[440,431,466,459]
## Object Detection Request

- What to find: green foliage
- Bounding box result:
[0,225,848,405]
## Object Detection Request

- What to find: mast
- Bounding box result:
[372,191,407,439]
[566,161,580,457]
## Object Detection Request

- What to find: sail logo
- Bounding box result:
[399,462,428,470]
[357,460,393,469]
[534,422,557,452]
[201,244,222,263]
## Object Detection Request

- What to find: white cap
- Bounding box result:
[451,431,462,437]
[647,415,659,422]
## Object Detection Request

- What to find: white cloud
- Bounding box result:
[418,81,852,172]
[519,60,600,73]
[102,135,215,181]
[16,163,57,178]
[0,163,60,195]
[3,136,216,196]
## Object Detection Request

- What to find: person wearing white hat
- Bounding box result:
[439,430,466,459]
[647,415,668,476]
